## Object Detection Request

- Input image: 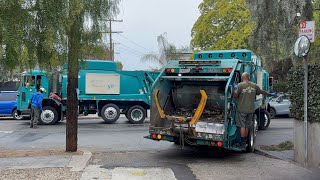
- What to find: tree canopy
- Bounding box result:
[0,0,121,152]
[191,0,320,81]
[0,0,120,71]
[191,0,253,50]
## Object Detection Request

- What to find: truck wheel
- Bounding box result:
[126,105,146,124]
[246,114,258,152]
[246,128,255,152]
[12,109,24,120]
[40,106,59,125]
[258,111,271,130]
[101,104,120,124]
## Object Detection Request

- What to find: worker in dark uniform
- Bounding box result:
[234,72,276,150]
[29,87,46,128]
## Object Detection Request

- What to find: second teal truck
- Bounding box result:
[17,60,159,125]
[146,49,273,152]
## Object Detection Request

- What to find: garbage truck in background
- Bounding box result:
[17,60,159,125]
[146,49,273,152]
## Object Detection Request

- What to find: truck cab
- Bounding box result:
[17,70,62,125]
[17,70,50,113]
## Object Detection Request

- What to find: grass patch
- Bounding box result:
[260,141,294,151]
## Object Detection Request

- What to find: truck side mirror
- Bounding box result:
[269,77,273,88]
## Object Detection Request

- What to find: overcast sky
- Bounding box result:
[111,0,202,70]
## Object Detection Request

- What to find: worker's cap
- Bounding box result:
[39,87,46,93]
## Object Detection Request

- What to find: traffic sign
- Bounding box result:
[299,21,315,43]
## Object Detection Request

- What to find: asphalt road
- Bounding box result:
[0,116,319,179]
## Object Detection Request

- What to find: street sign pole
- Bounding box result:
[294,36,311,166]
[303,56,308,165]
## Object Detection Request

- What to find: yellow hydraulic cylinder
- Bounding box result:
[189,90,207,125]
[154,90,166,118]
[154,89,207,125]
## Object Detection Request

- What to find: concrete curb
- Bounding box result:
[254,147,299,164]
[254,147,294,163]
[67,150,92,172]
[255,147,320,174]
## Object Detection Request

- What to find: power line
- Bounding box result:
[113,39,146,56]
[116,46,144,57]
[116,34,157,54]
[117,48,144,57]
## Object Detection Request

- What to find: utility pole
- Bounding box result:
[102,19,123,61]
[100,0,123,61]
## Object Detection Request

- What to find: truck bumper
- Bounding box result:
[144,134,242,152]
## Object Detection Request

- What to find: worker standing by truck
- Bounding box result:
[234,72,276,150]
[29,88,46,128]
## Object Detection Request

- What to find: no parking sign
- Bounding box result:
[299,21,315,43]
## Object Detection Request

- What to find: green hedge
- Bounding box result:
[273,82,288,93]
[287,65,320,123]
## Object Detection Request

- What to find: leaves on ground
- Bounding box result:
[260,141,294,151]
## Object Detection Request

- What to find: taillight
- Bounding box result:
[166,68,175,73]
[152,134,157,139]
[217,141,223,147]
[222,68,227,73]
[228,68,233,73]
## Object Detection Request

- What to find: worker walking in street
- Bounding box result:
[29,87,46,128]
[234,72,276,150]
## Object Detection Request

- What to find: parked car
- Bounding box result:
[0,91,24,120]
[268,94,291,119]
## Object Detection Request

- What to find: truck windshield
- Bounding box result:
[22,75,35,87]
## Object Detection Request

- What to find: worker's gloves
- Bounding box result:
[270,93,277,97]
[233,83,237,90]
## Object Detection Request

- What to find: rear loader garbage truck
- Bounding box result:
[17,60,159,125]
[146,50,273,152]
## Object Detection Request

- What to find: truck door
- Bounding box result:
[19,75,36,110]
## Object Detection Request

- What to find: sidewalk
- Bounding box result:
[0,149,92,180]
[255,118,294,161]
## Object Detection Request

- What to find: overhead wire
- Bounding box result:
[116,33,157,54]
[113,39,146,56]
[116,45,144,58]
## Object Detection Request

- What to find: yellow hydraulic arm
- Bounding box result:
[154,89,207,125]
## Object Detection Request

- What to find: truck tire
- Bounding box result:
[12,109,24,120]
[101,104,120,124]
[40,106,59,125]
[126,105,146,124]
[246,115,257,153]
[258,111,271,130]
[246,128,255,152]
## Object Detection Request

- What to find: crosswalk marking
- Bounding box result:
[0,131,14,134]
[81,165,177,180]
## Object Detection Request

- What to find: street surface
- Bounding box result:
[0,116,319,179]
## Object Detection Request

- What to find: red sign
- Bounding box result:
[299,21,315,43]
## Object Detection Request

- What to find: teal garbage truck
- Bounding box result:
[17,60,159,125]
[146,50,273,152]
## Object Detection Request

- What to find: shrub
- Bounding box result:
[287,65,320,123]
[273,82,288,93]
